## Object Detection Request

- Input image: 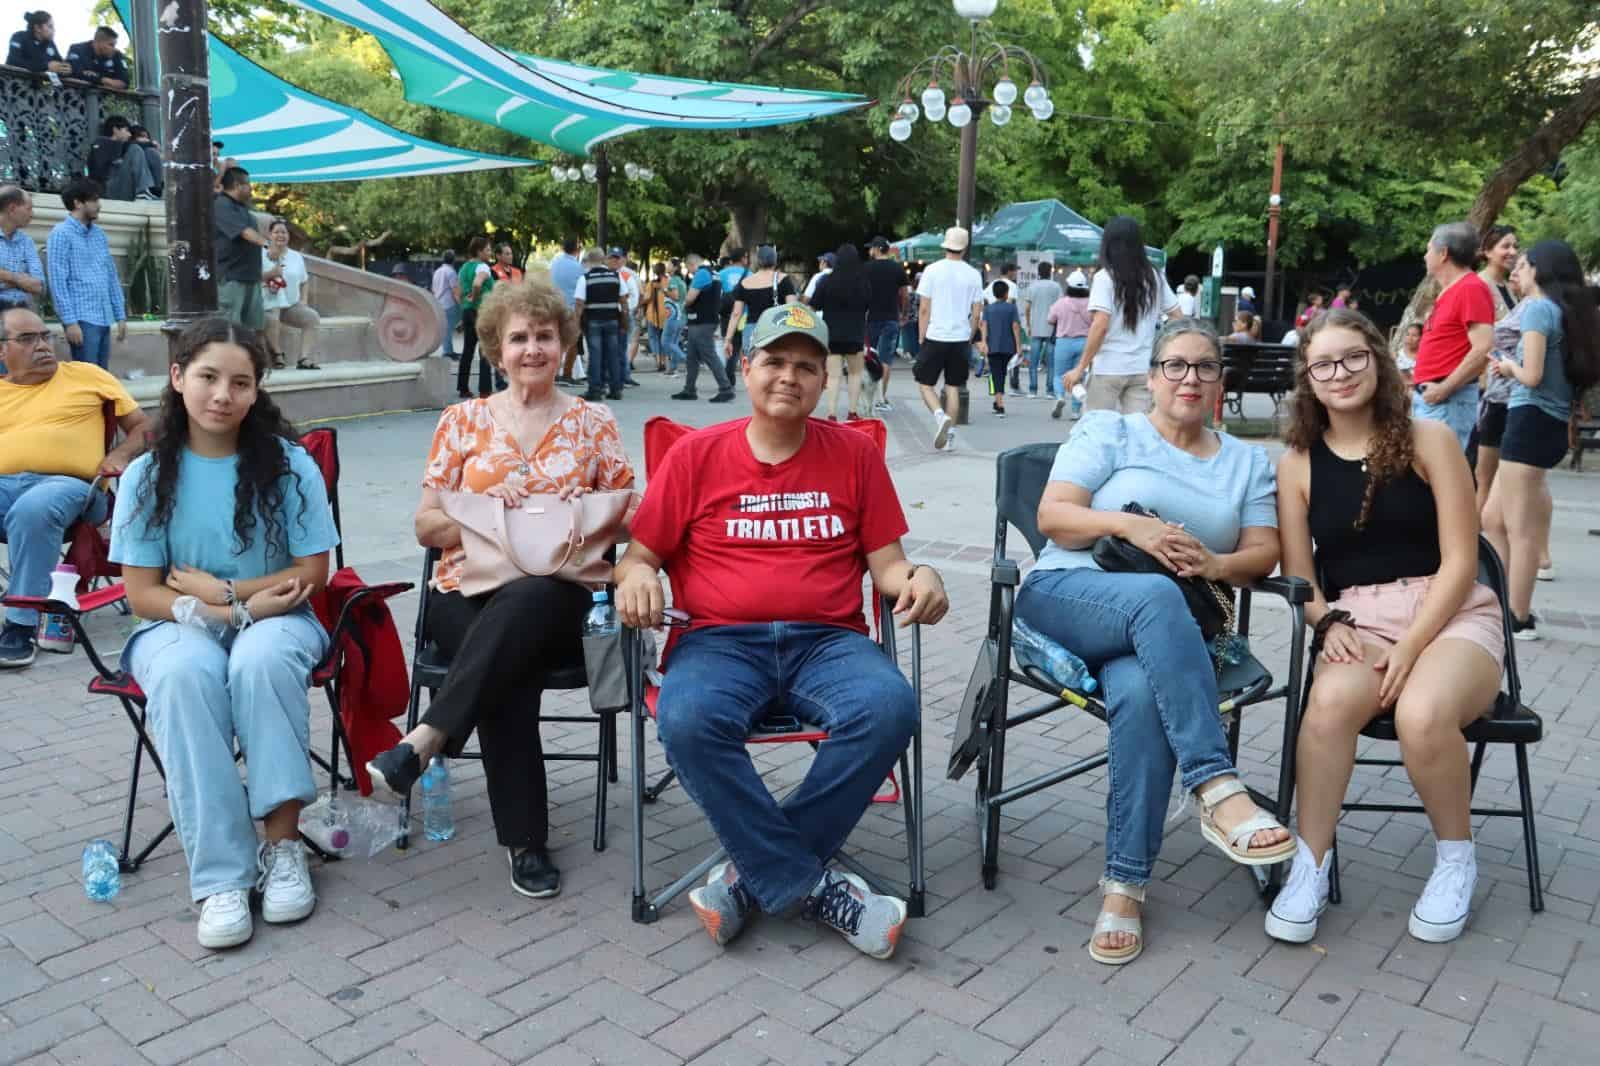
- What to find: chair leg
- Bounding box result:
[1514,743,1544,913]
[592,714,611,853]
[1328,834,1342,905]
[607,716,619,784]
[1468,740,1488,793]
[643,768,677,804]
[119,732,145,871]
[397,680,426,851]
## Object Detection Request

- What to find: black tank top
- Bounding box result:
[1307,438,1441,600]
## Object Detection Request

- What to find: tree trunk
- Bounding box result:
[726,200,769,255]
[1469,73,1600,231]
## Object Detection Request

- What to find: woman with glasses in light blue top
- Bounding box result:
[1014,318,1295,966]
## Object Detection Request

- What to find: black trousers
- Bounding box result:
[455,307,493,397]
[422,576,591,848]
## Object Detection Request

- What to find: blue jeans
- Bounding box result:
[443,303,461,357]
[900,322,920,361]
[1054,336,1087,412]
[660,310,685,371]
[1015,568,1236,885]
[69,323,111,369]
[1028,335,1054,394]
[0,474,108,628]
[1412,382,1479,450]
[656,623,918,914]
[125,612,327,901]
[585,320,624,396]
[868,319,899,364]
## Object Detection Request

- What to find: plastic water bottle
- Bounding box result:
[421,758,455,842]
[1011,617,1097,694]
[81,839,120,901]
[36,564,80,654]
[581,589,617,638]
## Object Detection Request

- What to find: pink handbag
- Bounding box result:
[438,489,631,597]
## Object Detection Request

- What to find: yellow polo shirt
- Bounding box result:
[0,362,138,480]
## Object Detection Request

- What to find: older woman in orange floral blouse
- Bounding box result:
[366,278,635,900]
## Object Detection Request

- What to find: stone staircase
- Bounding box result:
[23,194,453,422]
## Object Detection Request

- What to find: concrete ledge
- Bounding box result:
[124,358,453,422]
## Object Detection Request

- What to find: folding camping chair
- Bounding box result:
[954,442,1311,894]
[1,426,413,872]
[1311,536,1544,912]
[627,415,925,924]
[395,546,620,853]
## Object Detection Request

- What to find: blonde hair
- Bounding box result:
[475,279,578,369]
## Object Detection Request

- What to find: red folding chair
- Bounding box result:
[1,426,411,872]
[628,415,925,923]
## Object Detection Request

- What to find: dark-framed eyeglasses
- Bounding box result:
[1,329,57,349]
[1306,348,1372,382]
[1155,358,1224,383]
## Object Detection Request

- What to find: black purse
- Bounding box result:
[1091,503,1235,641]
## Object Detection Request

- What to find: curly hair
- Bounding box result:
[475,277,579,369]
[134,317,306,557]
[1285,308,1413,529]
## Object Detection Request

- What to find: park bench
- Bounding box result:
[1572,412,1599,471]
[1220,341,1297,420]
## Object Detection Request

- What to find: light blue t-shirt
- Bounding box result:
[111,440,341,579]
[1029,411,1278,574]
[718,264,749,295]
[1508,296,1573,422]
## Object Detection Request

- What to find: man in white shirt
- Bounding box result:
[1020,263,1062,398]
[1176,274,1199,317]
[803,252,834,303]
[913,227,984,451]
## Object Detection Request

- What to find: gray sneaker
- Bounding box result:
[688,861,756,946]
[804,869,907,959]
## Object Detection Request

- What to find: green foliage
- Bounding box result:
[1535,127,1600,265]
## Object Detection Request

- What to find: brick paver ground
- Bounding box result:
[4,377,1599,1066]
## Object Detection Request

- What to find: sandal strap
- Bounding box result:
[1094,912,1142,938]
[1196,776,1247,811]
[1220,811,1287,848]
[1098,877,1147,903]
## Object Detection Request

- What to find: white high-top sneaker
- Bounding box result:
[1264,838,1330,943]
[1410,839,1475,943]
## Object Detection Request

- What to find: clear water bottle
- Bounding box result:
[1011,617,1097,694]
[81,839,120,902]
[421,757,455,842]
[581,589,617,638]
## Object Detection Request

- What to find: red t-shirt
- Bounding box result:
[1413,272,1494,384]
[630,418,909,633]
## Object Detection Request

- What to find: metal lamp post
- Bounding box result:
[890,0,1052,235]
[1262,140,1285,321]
[157,0,217,346]
[550,146,656,250]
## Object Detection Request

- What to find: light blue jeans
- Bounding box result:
[0,474,108,628]
[1028,335,1054,395]
[1054,336,1087,414]
[1411,382,1479,450]
[1015,567,1236,885]
[442,303,461,357]
[125,611,327,901]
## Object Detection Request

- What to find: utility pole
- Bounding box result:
[1262,139,1285,321]
[158,0,217,350]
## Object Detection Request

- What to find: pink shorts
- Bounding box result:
[1331,576,1505,670]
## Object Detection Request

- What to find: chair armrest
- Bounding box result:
[991,559,1021,587]
[0,594,78,615]
[1249,575,1312,605]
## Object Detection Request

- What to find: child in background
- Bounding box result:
[1395,322,1421,387]
[981,279,1022,419]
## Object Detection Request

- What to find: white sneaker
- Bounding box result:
[1537,563,1554,582]
[257,839,316,924]
[197,889,253,949]
[1409,844,1475,943]
[944,429,958,451]
[1264,839,1329,943]
[932,410,952,450]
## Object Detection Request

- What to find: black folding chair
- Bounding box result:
[396,548,619,852]
[956,442,1311,894]
[1313,537,1544,911]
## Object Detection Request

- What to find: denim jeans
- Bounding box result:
[900,322,920,361]
[868,319,899,364]
[0,474,108,627]
[125,612,327,901]
[681,323,732,396]
[660,310,685,372]
[443,303,461,357]
[68,322,112,369]
[1054,336,1087,413]
[655,623,918,914]
[1015,568,1236,885]
[1028,335,1054,394]
[585,319,625,396]
[1411,382,1479,451]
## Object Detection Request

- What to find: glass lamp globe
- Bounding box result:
[993,77,1018,107]
[1030,98,1054,121]
[1023,81,1048,110]
[921,82,945,114]
[990,104,1012,126]
[889,118,913,142]
[624,161,640,180]
[898,99,920,122]
[952,0,998,19]
[582,162,598,182]
[925,100,947,122]
[640,166,655,180]
[948,99,972,128]
[550,166,567,182]
[567,166,582,181]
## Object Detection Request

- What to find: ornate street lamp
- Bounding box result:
[548,149,656,248]
[891,0,1053,235]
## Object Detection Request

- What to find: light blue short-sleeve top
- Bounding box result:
[1508,296,1573,423]
[1028,411,1278,575]
[111,440,341,578]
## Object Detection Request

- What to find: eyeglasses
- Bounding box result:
[1155,358,1224,383]
[1306,348,1372,382]
[1,330,57,348]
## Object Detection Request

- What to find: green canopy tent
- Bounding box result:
[897,200,1167,269]
[892,231,948,261]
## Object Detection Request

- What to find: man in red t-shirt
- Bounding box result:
[1412,221,1496,449]
[616,303,948,960]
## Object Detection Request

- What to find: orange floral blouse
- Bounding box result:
[422,397,635,592]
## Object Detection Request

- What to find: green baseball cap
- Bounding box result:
[746,303,830,359]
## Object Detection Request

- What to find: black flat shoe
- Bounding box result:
[508,848,561,899]
[365,743,422,799]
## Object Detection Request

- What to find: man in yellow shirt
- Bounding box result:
[0,306,150,667]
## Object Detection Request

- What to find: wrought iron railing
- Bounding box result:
[0,66,154,194]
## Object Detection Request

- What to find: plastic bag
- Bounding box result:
[298,791,405,858]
